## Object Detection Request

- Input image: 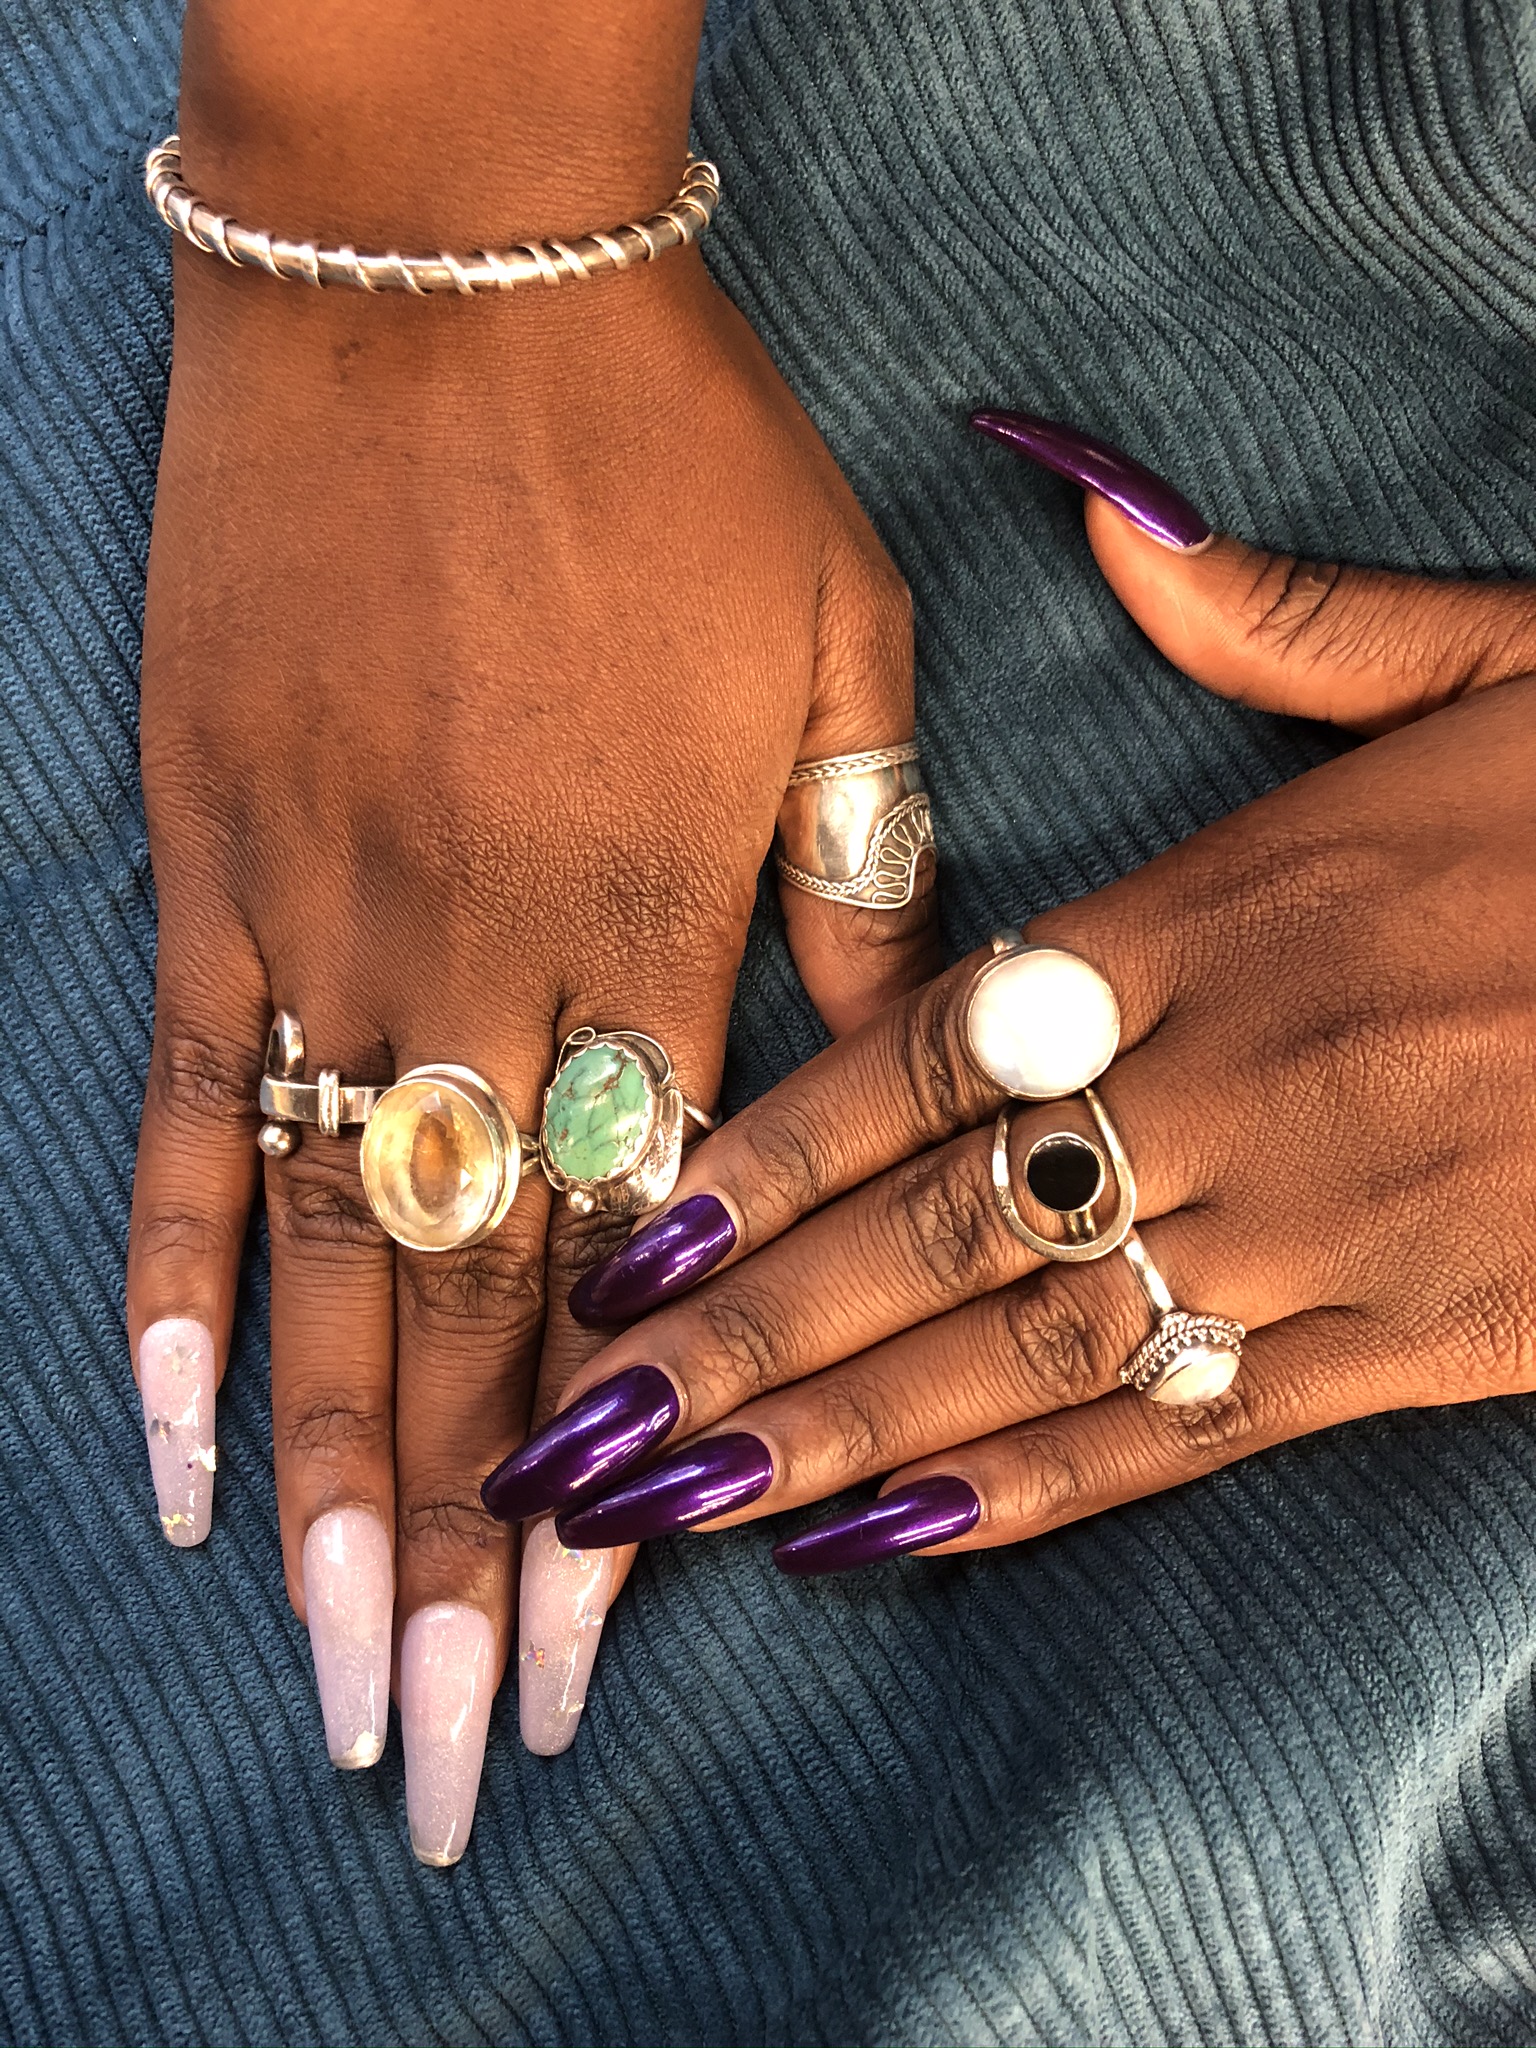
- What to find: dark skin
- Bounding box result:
[127,0,938,1773]
[559,496,1536,1559]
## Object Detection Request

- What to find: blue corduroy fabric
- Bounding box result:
[3,2,1536,2043]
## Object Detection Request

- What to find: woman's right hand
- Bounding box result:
[127,4,938,1865]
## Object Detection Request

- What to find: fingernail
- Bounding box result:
[772,1475,980,1577]
[480,1363,680,1524]
[518,1518,617,1756]
[302,1507,393,1770]
[970,410,1213,552]
[138,1317,216,1547]
[401,1603,496,1868]
[556,1432,774,1549]
[568,1192,737,1327]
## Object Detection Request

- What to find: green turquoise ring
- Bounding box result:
[540,1029,716,1217]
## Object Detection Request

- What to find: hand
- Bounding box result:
[489,420,1536,1581]
[126,3,939,1864]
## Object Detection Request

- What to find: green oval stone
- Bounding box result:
[543,1042,652,1183]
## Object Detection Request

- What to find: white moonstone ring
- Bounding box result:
[963,933,1121,1100]
[1120,1231,1244,1406]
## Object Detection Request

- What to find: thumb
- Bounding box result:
[973,409,1536,735]
[780,520,942,1038]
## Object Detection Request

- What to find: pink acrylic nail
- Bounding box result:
[518,1517,616,1757]
[302,1507,393,1769]
[401,1603,496,1867]
[138,1317,215,1547]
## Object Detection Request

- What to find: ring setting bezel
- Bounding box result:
[359,1063,533,1253]
[540,1029,687,1218]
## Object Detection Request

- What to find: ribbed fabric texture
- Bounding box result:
[3,2,1536,2043]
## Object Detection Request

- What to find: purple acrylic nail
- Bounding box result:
[772,1475,980,1577]
[555,1432,774,1549]
[480,1364,679,1524]
[970,410,1212,553]
[569,1192,737,1328]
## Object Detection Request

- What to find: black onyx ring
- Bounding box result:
[990,1086,1137,1262]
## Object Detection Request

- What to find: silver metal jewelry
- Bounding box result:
[144,135,720,296]
[774,742,935,910]
[964,931,1121,1100]
[541,1027,717,1218]
[1119,1231,1244,1405]
[359,1065,540,1253]
[257,1009,384,1157]
[990,1086,1136,1262]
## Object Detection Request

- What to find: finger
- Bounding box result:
[500,1005,1231,1541]
[970,409,1536,735]
[391,1027,550,1863]
[263,996,397,1773]
[126,913,268,1548]
[554,1066,1178,1440]
[823,1307,1380,1567]
[568,912,1179,1329]
[519,972,734,1753]
[556,1197,1310,1548]
[780,517,942,1036]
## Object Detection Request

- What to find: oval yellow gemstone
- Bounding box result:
[360,1074,507,1251]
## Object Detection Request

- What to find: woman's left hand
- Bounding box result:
[495,451,1536,1570]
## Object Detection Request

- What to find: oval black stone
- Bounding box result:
[1024,1134,1104,1214]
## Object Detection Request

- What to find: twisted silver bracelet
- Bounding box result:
[144,135,721,296]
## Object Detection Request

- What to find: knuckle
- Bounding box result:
[134,1204,241,1267]
[1146,1379,1257,1462]
[999,1279,1106,1410]
[400,1240,543,1339]
[1444,1276,1536,1392]
[1007,1428,1086,1527]
[696,1287,794,1402]
[269,1153,389,1257]
[1240,553,1360,666]
[397,1486,503,1560]
[153,1026,259,1128]
[279,1396,390,1463]
[748,1102,841,1220]
[896,981,966,1140]
[544,1208,634,1298]
[886,1144,999,1296]
[816,1376,889,1476]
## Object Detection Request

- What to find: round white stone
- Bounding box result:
[964,946,1121,1099]
[1147,1343,1239,1406]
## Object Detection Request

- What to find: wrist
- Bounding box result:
[177,0,708,246]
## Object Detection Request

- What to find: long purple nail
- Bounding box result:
[772,1476,980,1577]
[569,1193,737,1328]
[480,1364,679,1524]
[970,410,1212,553]
[555,1432,773,1549]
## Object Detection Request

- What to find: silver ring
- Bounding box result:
[257,1009,385,1157]
[774,743,935,909]
[1119,1231,1244,1405]
[964,932,1121,1101]
[990,1087,1136,1262]
[359,1064,540,1252]
[541,1027,718,1217]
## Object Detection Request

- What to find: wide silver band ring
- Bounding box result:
[1119,1231,1244,1406]
[774,742,935,909]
